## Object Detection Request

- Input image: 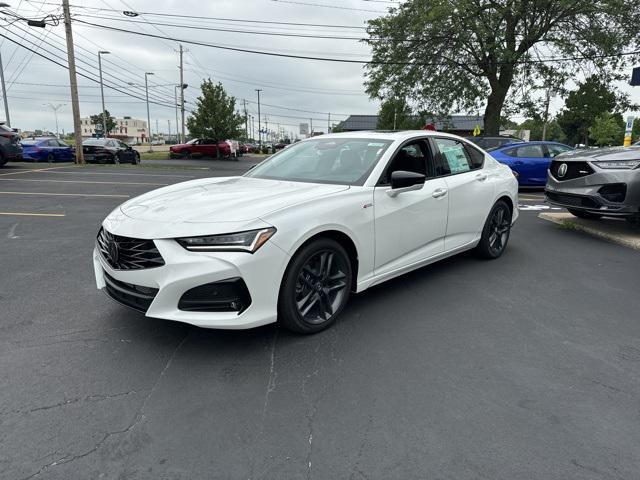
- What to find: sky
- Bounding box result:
[1,0,639,137]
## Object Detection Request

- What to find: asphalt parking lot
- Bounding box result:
[1,160,640,480]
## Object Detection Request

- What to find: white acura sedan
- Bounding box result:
[94,131,518,333]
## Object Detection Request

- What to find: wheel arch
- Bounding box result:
[496,194,514,215]
[281,229,359,293]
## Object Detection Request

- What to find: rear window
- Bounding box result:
[83,138,107,146]
[21,140,39,145]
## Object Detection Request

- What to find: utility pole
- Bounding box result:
[264,115,268,142]
[174,85,180,143]
[62,0,84,163]
[97,50,110,137]
[255,89,262,146]
[144,72,153,151]
[0,49,10,127]
[328,113,331,133]
[156,118,159,143]
[310,117,313,137]
[179,44,185,143]
[251,115,255,141]
[541,85,552,141]
[243,99,248,140]
[393,108,397,130]
[167,119,171,143]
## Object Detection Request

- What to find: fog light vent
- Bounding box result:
[598,183,627,203]
[178,278,251,313]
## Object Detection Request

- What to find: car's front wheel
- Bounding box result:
[476,200,512,259]
[567,209,602,220]
[278,238,352,334]
[47,153,55,163]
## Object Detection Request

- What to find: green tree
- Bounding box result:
[556,76,631,146]
[518,118,566,143]
[377,97,422,130]
[186,79,245,154]
[632,118,640,142]
[90,110,116,135]
[363,0,639,135]
[589,112,625,146]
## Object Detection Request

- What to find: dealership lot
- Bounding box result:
[1,161,640,479]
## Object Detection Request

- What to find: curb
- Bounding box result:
[538,212,640,251]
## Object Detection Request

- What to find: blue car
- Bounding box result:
[21,137,75,163]
[489,141,573,186]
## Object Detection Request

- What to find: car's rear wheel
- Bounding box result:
[476,200,512,259]
[567,209,602,220]
[113,154,120,165]
[0,152,6,167]
[132,152,140,165]
[46,153,55,163]
[278,238,352,334]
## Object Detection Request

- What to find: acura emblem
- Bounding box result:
[557,163,568,178]
[108,239,119,264]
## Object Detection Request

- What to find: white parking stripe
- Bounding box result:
[0,166,71,176]
[0,178,168,186]
[33,170,195,178]
[0,191,130,198]
[0,212,66,217]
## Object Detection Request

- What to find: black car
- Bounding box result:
[465,135,525,151]
[0,123,23,166]
[82,138,140,164]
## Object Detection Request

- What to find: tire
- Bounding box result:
[0,152,6,167]
[476,200,513,259]
[278,238,353,334]
[113,154,120,165]
[132,152,140,165]
[47,153,55,163]
[181,150,191,159]
[567,209,602,220]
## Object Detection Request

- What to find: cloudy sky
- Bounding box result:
[1,0,639,137]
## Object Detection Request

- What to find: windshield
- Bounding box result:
[186,139,198,145]
[245,137,392,185]
[21,140,39,145]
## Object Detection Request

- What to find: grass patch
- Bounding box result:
[140,152,171,160]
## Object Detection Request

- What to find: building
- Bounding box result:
[80,116,149,144]
[334,114,487,136]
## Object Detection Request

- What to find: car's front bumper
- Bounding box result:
[93,237,291,329]
[545,168,640,217]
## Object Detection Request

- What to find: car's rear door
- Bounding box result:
[431,137,496,251]
[512,144,547,185]
[373,138,448,277]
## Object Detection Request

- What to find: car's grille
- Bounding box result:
[103,271,158,313]
[549,161,594,181]
[546,191,600,209]
[97,227,165,270]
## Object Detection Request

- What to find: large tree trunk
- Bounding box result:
[483,87,509,135]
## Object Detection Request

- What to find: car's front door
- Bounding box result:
[117,140,135,162]
[373,139,449,277]
[511,144,547,185]
[431,137,496,251]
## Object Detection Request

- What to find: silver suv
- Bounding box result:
[545,146,640,222]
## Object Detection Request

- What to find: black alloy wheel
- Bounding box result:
[113,153,120,164]
[133,152,141,165]
[279,238,352,334]
[476,200,512,259]
[46,153,55,163]
[181,150,191,159]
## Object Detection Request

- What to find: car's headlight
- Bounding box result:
[593,160,640,170]
[176,227,276,253]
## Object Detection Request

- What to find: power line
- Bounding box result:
[269,0,386,13]
[73,18,640,66]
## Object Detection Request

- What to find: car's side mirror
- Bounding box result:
[387,170,426,197]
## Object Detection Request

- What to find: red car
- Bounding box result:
[170,138,231,158]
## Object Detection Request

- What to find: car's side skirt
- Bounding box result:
[357,239,480,292]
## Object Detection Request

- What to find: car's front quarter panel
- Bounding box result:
[262,186,375,291]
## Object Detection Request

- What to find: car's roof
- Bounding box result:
[309,130,465,142]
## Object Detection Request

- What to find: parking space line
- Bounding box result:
[0,166,72,177]
[0,191,130,198]
[0,212,66,217]
[0,178,168,186]
[38,170,195,178]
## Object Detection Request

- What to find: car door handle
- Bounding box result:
[432,188,448,198]
[476,173,488,181]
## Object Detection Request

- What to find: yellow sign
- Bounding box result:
[473,125,481,136]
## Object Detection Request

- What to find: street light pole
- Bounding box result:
[97,51,110,138]
[174,85,180,143]
[255,89,262,147]
[44,103,65,138]
[144,72,153,152]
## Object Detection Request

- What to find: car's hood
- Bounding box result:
[119,176,349,225]
[557,146,640,161]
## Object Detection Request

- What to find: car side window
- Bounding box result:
[433,138,473,175]
[464,144,484,170]
[503,147,518,157]
[547,144,571,158]
[515,145,544,158]
[378,140,431,185]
